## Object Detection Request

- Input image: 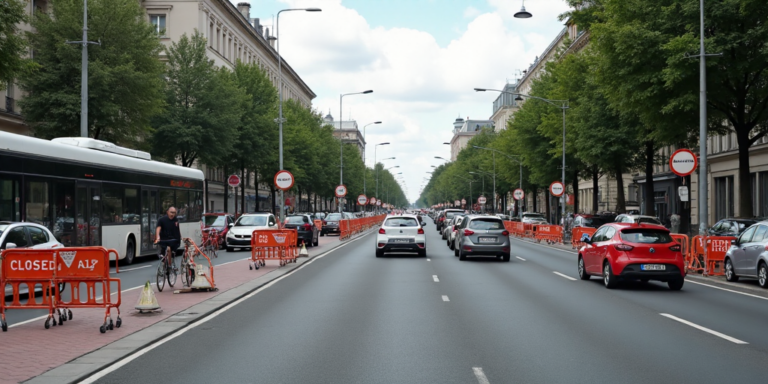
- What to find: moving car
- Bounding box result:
[226,213,278,252]
[723,221,768,287]
[577,223,685,290]
[448,216,467,250]
[573,214,607,228]
[614,214,662,226]
[376,215,427,257]
[709,218,758,237]
[283,214,319,247]
[322,212,343,236]
[454,215,511,262]
[436,209,463,232]
[1,222,64,298]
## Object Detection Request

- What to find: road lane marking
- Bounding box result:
[216,257,251,267]
[660,313,748,344]
[442,295,450,302]
[111,265,151,273]
[553,271,577,281]
[473,367,491,384]
[685,279,768,301]
[516,256,526,261]
[427,258,431,261]
[433,275,440,282]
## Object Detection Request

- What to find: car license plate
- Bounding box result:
[478,237,497,243]
[641,264,666,271]
[390,238,410,243]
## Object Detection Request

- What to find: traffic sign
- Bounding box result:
[376,200,382,206]
[513,188,525,200]
[370,197,377,205]
[335,185,348,198]
[228,174,241,188]
[549,181,564,197]
[454,200,460,206]
[274,170,294,191]
[357,194,368,205]
[478,196,487,204]
[461,198,466,205]
[669,149,697,177]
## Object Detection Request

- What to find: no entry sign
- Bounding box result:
[228,174,241,188]
[549,181,564,197]
[669,149,697,177]
[513,188,525,200]
[357,195,368,205]
[274,170,294,191]
[478,196,487,204]
[370,197,377,205]
[335,185,348,198]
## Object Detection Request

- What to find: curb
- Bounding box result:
[25,230,376,384]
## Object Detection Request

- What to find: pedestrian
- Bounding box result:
[670,212,681,234]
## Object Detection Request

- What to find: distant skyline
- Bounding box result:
[231,0,572,203]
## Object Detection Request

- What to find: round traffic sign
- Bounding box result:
[228,174,241,187]
[370,197,377,205]
[549,181,564,197]
[669,149,697,177]
[357,194,368,205]
[513,188,525,200]
[461,198,466,205]
[478,196,487,204]
[335,185,348,198]
[376,200,382,206]
[274,170,294,191]
[454,200,460,206]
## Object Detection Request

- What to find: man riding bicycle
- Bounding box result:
[155,206,181,259]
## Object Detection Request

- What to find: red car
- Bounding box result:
[577,223,685,290]
[202,213,235,246]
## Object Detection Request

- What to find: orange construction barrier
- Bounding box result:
[181,238,216,291]
[670,234,689,263]
[703,236,737,276]
[503,221,525,238]
[523,223,535,239]
[339,215,386,241]
[250,228,298,268]
[534,225,563,244]
[571,227,597,249]
[0,248,59,331]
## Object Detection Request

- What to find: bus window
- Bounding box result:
[0,178,20,221]
[102,185,123,224]
[176,190,189,222]
[124,188,139,224]
[159,189,174,215]
[25,181,49,227]
[52,181,75,246]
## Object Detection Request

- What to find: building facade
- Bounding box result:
[449,117,494,161]
[324,113,366,160]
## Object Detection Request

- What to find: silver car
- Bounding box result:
[454,215,511,262]
[723,221,768,287]
[614,214,662,225]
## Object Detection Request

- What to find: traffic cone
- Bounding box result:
[135,281,160,313]
[299,242,308,257]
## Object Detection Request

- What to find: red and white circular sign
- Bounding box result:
[478,196,487,204]
[335,185,348,198]
[228,174,241,187]
[357,194,368,205]
[454,200,460,206]
[513,188,525,200]
[669,149,697,177]
[370,197,377,205]
[274,170,294,191]
[461,198,466,205]
[376,200,382,206]
[549,181,564,197]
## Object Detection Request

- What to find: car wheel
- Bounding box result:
[501,253,510,262]
[668,278,684,291]
[640,278,650,283]
[459,249,467,261]
[313,235,319,247]
[724,258,739,282]
[321,231,325,237]
[578,257,590,280]
[226,246,233,252]
[376,249,384,258]
[454,246,459,257]
[603,261,618,289]
[758,262,768,288]
[418,249,426,257]
[124,238,136,265]
[449,240,454,251]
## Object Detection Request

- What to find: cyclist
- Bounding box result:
[154,206,181,259]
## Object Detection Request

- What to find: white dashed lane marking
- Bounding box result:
[553,271,577,281]
[442,295,450,302]
[660,313,748,344]
[473,367,491,384]
[433,275,440,282]
[516,256,526,261]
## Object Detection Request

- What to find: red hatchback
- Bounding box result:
[577,223,685,290]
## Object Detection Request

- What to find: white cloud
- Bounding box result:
[270,0,571,203]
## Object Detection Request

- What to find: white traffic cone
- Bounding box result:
[299,242,308,257]
[135,281,160,313]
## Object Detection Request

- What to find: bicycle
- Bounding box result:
[200,228,219,259]
[155,239,179,292]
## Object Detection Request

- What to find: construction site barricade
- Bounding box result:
[687,235,706,274]
[572,227,597,249]
[250,229,298,268]
[670,234,690,271]
[503,221,525,238]
[699,236,737,276]
[523,224,535,239]
[533,225,563,244]
[0,248,58,331]
[181,238,216,290]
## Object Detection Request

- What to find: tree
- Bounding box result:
[19,0,165,142]
[151,31,242,167]
[0,0,29,85]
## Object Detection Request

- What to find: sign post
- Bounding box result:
[274,170,295,222]
[669,149,697,235]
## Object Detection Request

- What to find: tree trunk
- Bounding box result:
[314,192,318,214]
[614,164,626,213]
[240,165,245,215]
[572,168,579,214]
[223,166,229,214]
[644,140,655,217]
[254,171,259,212]
[592,167,599,214]
[737,130,754,218]
[532,187,537,212]
[204,178,209,213]
[270,185,276,216]
[545,192,551,223]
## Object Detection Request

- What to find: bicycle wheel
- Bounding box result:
[180,259,189,287]
[156,261,166,292]
[167,257,178,288]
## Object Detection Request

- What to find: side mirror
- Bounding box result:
[269,222,275,227]
[731,239,739,246]
[5,243,17,250]
[228,223,234,228]
[580,234,592,244]
[421,222,427,226]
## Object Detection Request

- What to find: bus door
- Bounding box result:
[0,176,21,222]
[141,188,158,253]
[76,182,101,246]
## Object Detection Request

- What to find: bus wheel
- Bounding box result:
[125,238,136,265]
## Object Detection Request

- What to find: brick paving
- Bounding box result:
[0,235,343,384]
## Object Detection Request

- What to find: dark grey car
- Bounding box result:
[454,215,511,262]
[723,221,768,287]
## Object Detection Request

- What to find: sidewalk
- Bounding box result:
[2,231,372,384]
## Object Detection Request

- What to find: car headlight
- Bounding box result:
[227,231,235,238]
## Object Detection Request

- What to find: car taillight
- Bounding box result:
[614,244,634,251]
[502,230,509,236]
[439,217,444,222]
[323,220,327,225]
[379,228,386,234]
[303,223,313,231]
[418,228,424,234]
[669,245,681,252]
[464,229,475,236]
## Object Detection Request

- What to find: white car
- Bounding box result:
[1,222,64,297]
[376,215,427,257]
[614,214,662,225]
[448,216,466,250]
[226,213,279,252]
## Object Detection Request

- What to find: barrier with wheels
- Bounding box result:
[533,225,563,244]
[571,227,597,249]
[0,249,58,331]
[339,215,387,241]
[180,238,216,291]
[250,229,298,269]
[702,236,736,276]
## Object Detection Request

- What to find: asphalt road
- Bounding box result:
[94,220,768,383]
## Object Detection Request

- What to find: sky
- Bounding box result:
[232,0,572,204]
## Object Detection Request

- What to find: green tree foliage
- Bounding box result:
[19,0,165,142]
[0,0,29,84]
[151,31,242,167]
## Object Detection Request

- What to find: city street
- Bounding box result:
[89,220,768,384]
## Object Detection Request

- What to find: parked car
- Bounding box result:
[322,213,343,236]
[614,214,662,226]
[283,214,319,247]
[448,216,467,250]
[225,213,278,252]
[436,209,464,233]
[454,215,510,262]
[723,221,768,287]
[577,223,685,290]
[202,213,235,246]
[1,222,64,298]
[709,218,758,237]
[442,216,457,240]
[521,212,548,225]
[573,214,608,228]
[375,215,427,257]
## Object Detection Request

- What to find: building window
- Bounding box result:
[714,176,734,220]
[149,15,167,36]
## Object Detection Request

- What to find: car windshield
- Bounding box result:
[327,213,342,221]
[583,218,605,226]
[0,224,6,237]
[620,229,673,244]
[385,218,419,227]
[637,217,662,225]
[204,216,227,227]
[236,216,268,226]
[469,219,504,230]
[445,212,459,219]
[285,216,305,224]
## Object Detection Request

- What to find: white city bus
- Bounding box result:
[0,131,204,264]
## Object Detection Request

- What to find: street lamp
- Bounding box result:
[475,87,567,223]
[275,7,322,222]
[339,89,373,213]
[473,145,523,218]
[434,156,449,162]
[362,121,382,197]
[514,0,532,18]
[470,171,493,213]
[372,142,389,198]
[377,156,395,199]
